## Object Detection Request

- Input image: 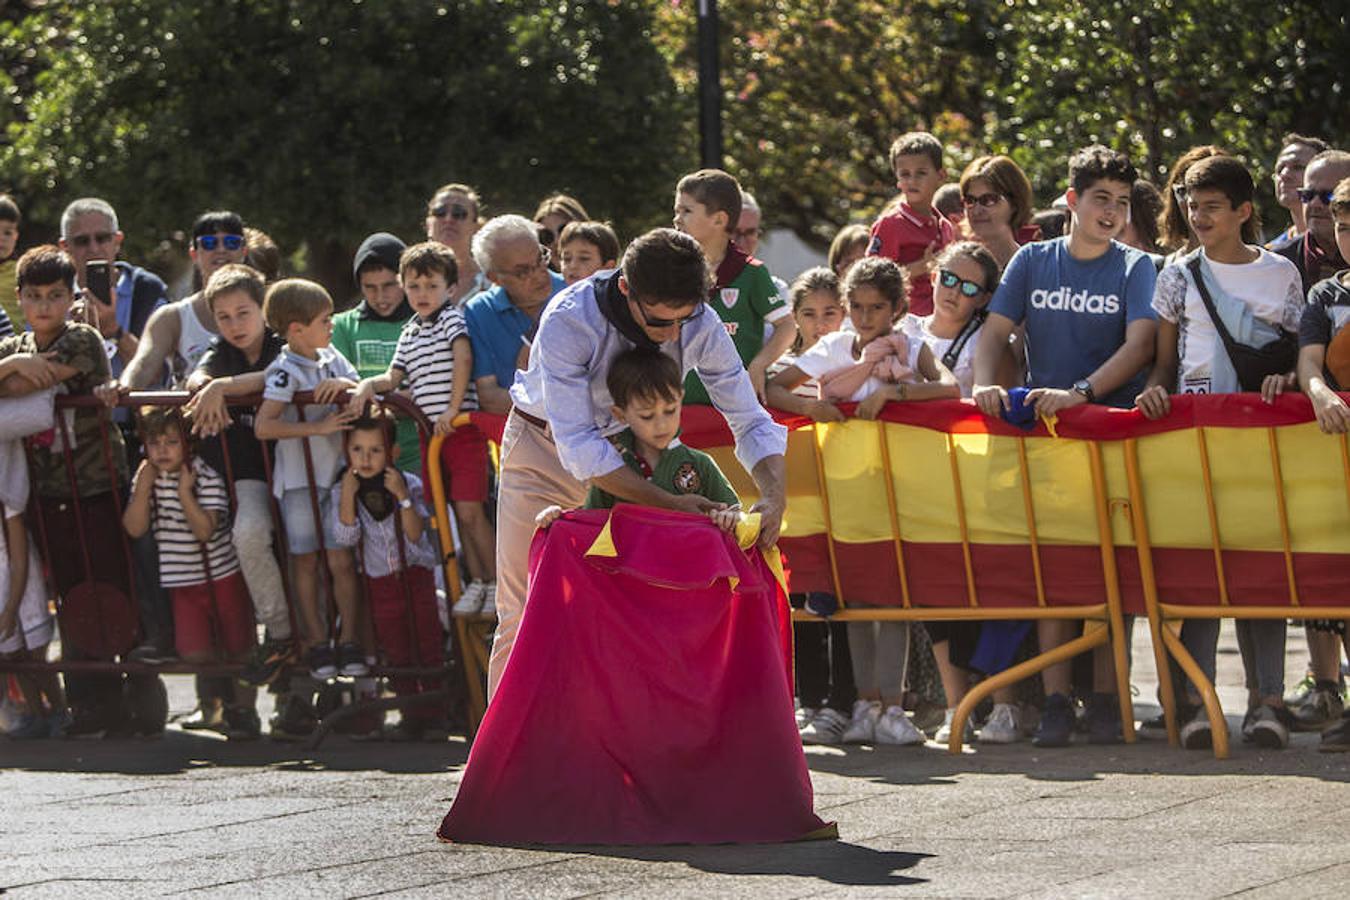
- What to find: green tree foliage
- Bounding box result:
[0,0,682,293]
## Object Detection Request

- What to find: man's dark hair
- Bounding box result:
[192,210,245,240]
[399,240,458,284]
[606,347,683,409]
[1281,133,1329,156]
[889,131,944,172]
[0,194,20,225]
[621,228,709,308]
[16,244,75,289]
[1068,145,1138,196]
[559,220,621,264]
[676,169,742,235]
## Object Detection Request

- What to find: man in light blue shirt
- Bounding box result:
[464,215,566,414]
[488,228,788,698]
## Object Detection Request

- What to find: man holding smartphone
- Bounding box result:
[58,197,168,373]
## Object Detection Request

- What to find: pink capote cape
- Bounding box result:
[438,505,831,845]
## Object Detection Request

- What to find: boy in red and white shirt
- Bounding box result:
[867,131,956,317]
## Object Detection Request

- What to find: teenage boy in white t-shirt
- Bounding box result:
[1136,155,1304,750]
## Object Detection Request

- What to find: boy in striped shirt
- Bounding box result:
[351,242,496,614]
[122,406,260,739]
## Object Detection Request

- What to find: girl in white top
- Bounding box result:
[765,267,845,413]
[899,241,1002,399]
[768,257,957,747]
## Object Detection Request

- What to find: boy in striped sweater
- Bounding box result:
[123,406,259,739]
[350,242,496,615]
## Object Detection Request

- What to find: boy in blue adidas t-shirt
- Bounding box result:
[971,144,1157,749]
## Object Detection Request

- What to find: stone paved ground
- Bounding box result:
[4,622,1348,899]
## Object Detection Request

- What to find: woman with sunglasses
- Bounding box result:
[958,156,1035,272]
[532,194,590,272]
[425,183,489,304]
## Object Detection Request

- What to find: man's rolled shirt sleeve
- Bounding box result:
[538,312,626,482]
[691,321,787,476]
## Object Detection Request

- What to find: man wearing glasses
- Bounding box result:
[485,228,788,699]
[464,215,566,415]
[1275,150,1350,292]
[58,198,168,373]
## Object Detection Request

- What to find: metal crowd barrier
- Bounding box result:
[456,394,1350,756]
[0,390,476,749]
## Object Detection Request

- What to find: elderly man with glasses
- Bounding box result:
[484,227,787,700]
[463,214,568,415]
[1275,149,1350,292]
[58,197,168,372]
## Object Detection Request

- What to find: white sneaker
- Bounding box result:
[1242,704,1289,749]
[795,704,818,731]
[452,581,485,616]
[934,708,974,744]
[800,708,849,745]
[978,703,1021,744]
[478,582,497,617]
[1180,708,1215,750]
[875,705,925,745]
[841,699,881,743]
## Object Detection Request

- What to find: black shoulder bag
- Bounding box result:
[941,308,988,371]
[1186,256,1298,392]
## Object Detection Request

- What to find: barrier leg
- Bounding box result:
[1111,613,1137,744]
[1159,620,1229,760]
[455,615,489,740]
[1150,612,1182,748]
[948,622,1109,754]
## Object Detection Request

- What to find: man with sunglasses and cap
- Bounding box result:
[463,214,566,415]
[58,198,168,374]
[1275,150,1350,293]
[486,227,788,700]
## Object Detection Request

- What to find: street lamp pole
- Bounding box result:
[697,0,722,169]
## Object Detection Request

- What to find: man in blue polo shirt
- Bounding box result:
[464,215,566,414]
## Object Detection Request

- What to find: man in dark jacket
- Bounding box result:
[1275,150,1350,292]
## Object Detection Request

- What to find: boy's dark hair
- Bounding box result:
[347,411,397,449]
[559,220,621,264]
[136,405,190,446]
[192,210,245,240]
[932,184,964,219]
[842,255,906,310]
[245,227,281,282]
[889,131,944,172]
[676,169,742,235]
[1068,145,1138,196]
[621,228,709,308]
[1159,145,1227,252]
[399,240,458,284]
[205,263,266,311]
[1281,132,1329,156]
[1128,180,1164,254]
[264,278,333,336]
[1330,176,1350,219]
[1184,155,1263,243]
[827,224,870,274]
[0,194,20,224]
[1031,209,1067,241]
[16,244,75,289]
[607,347,683,409]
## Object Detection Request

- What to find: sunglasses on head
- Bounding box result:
[196,234,245,252]
[961,192,1003,208]
[635,300,704,329]
[1297,188,1335,205]
[430,203,471,221]
[938,268,986,298]
[69,231,115,249]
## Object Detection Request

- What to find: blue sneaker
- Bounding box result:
[5,714,49,740]
[1033,693,1075,747]
[1086,693,1123,745]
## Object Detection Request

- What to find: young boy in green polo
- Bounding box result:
[536,348,740,529]
[331,232,419,472]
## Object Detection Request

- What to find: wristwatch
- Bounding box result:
[398,497,413,510]
[1072,378,1095,403]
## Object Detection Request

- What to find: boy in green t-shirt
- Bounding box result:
[536,348,740,530]
[673,169,796,405]
[331,232,419,471]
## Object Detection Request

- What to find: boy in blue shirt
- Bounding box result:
[972,145,1157,748]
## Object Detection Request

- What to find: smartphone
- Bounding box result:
[85,259,113,306]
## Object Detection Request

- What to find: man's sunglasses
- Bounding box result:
[69,231,115,249]
[962,192,1004,208]
[635,301,704,329]
[196,234,245,252]
[938,268,987,298]
[1297,188,1335,205]
[430,203,472,221]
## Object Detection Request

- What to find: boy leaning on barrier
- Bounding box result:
[1137,155,1304,751]
[254,279,366,682]
[972,146,1158,748]
[0,245,167,739]
[183,264,295,687]
[1296,174,1350,755]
